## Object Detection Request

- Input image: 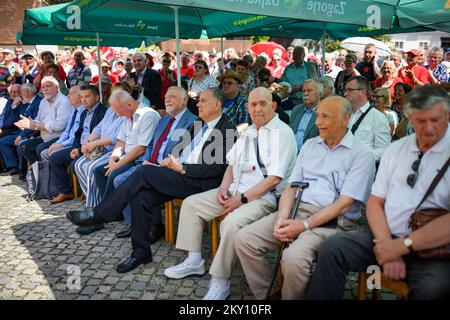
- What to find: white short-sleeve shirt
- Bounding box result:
[288,131,376,220]
[227,114,298,205]
[348,102,392,161]
[371,127,450,237]
[117,101,161,156]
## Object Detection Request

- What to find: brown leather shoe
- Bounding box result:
[50,193,74,204]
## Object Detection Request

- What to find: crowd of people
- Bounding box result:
[0,42,449,300]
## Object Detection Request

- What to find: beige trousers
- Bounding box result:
[234,202,357,300]
[175,187,275,279]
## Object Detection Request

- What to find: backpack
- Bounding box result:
[25,160,56,201]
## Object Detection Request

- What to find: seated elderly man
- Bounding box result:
[164,87,298,300]
[66,88,236,273]
[110,86,197,238]
[306,85,450,300]
[234,95,376,300]
[15,76,72,165]
[48,85,107,204]
[289,79,322,151]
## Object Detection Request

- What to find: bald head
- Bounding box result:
[247,87,276,129]
[315,96,351,145]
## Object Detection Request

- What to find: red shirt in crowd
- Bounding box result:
[180,65,195,79]
[397,64,429,89]
[374,77,403,101]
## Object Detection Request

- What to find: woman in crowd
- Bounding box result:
[374,60,403,101]
[391,82,413,141]
[426,47,449,85]
[236,60,255,97]
[187,60,219,100]
[74,82,127,209]
[334,54,360,96]
[372,87,397,136]
[158,52,177,109]
[33,51,67,90]
[44,64,69,95]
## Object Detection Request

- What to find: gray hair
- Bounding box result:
[109,89,135,107]
[318,76,335,96]
[405,85,450,116]
[279,82,292,94]
[304,79,324,99]
[203,87,224,106]
[428,47,444,58]
[21,83,37,95]
[167,86,187,100]
[133,52,147,61]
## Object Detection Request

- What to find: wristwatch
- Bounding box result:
[302,219,311,231]
[403,237,414,253]
[180,164,186,175]
[240,193,248,204]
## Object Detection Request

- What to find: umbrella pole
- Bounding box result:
[220,37,224,74]
[321,23,326,76]
[96,32,103,103]
[172,6,181,87]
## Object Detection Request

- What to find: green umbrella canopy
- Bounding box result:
[50,0,293,39]
[141,0,450,33]
[21,3,169,46]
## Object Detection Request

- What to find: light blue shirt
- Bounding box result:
[56,105,85,147]
[92,107,126,152]
[295,105,317,150]
[80,103,99,145]
[289,132,375,220]
[280,63,308,100]
[156,108,187,163]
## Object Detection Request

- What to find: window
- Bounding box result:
[394,41,404,49]
[418,42,429,49]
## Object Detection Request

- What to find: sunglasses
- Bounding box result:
[163,60,171,63]
[407,152,424,188]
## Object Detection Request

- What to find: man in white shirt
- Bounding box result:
[344,76,391,161]
[164,87,298,300]
[16,76,72,164]
[234,95,375,300]
[306,85,450,300]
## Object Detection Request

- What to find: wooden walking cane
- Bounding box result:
[265,181,309,300]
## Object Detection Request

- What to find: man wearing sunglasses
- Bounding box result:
[306,85,450,300]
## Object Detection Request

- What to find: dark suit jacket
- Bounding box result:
[172,114,236,190]
[143,108,197,161]
[289,104,320,146]
[72,103,107,151]
[131,68,162,108]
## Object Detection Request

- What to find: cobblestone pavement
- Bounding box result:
[0,174,397,300]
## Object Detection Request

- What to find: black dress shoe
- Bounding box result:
[66,209,104,227]
[115,227,131,238]
[116,255,153,273]
[149,223,165,244]
[76,224,104,235]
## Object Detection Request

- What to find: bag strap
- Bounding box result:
[351,105,373,134]
[253,137,268,178]
[415,155,450,211]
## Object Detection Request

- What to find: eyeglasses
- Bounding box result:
[222,80,237,86]
[407,152,424,188]
[163,60,171,63]
[372,95,384,98]
[344,87,363,93]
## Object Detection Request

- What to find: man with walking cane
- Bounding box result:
[234,95,376,299]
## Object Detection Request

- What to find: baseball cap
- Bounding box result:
[2,49,15,57]
[406,49,421,57]
[20,51,35,59]
[344,54,357,64]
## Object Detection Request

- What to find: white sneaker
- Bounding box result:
[164,259,206,279]
[203,280,230,300]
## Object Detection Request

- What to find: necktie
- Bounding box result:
[149,117,176,164]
